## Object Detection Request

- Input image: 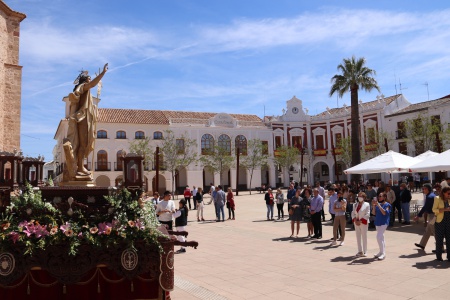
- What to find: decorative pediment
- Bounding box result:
[282,96,309,121]
[209,113,236,128]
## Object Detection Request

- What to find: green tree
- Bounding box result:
[365,129,394,158]
[129,137,154,170]
[401,113,450,154]
[160,130,198,193]
[336,136,352,170]
[272,145,299,187]
[329,56,380,181]
[241,139,269,194]
[200,144,235,185]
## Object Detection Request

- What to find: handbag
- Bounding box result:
[226,202,230,208]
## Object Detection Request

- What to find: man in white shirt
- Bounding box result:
[207,183,215,205]
[191,186,198,209]
[155,191,176,230]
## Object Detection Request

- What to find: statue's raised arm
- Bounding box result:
[84,63,108,90]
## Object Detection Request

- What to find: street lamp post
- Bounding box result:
[300,147,305,187]
[236,147,240,196]
[155,146,160,194]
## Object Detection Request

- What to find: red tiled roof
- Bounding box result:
[97,109,262,124]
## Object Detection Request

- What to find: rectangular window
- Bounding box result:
[335,133,342,146]
[176,139,185,154]
[367,128,376,144]
[275,136,282,149]
[315,135,324,149]
[262,141,268,155]
[399,142,407,155]
[292,136,302,150]
[396,121,405,139]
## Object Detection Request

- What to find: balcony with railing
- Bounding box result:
[313,149,327,156]
[95,162,111,171]
[114,162,123,171]
[364,143,378,152]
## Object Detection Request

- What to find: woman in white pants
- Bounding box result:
[372,192,391,260]
[352,192,371,257]
[195,187,205,221]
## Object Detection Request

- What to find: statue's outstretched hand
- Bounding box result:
[103,63,109,73]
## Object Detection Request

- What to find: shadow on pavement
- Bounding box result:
[387,223,425,235]
[348,258,373,265]
[413,260,450,269]
[272,237,294,242]
[330,256,357,262]
[399,250,433,259]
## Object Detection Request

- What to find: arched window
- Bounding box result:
[135,131,145,139]
[97,130,107,139]
[153,131,163,140]
[218,134,231,155]
[116,150,125,171]
[235,135,247,155]
[116,131,126,139]
[96,150,108,171]
[201,134,214,155]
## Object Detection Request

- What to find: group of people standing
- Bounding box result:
[182,184,237,222]
[265,181,391,260]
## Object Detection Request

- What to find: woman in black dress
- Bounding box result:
[290,189,303,238]
[300,188,313,237]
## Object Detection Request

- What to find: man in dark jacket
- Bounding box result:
[414,184,436,250]
[399,183,412,225]
[391,180,402,224]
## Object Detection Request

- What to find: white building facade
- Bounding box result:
[52,93,450,191]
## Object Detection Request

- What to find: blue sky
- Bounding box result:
[8,0,450,161]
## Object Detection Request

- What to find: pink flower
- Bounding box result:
[135,220,145,230]
[9,232,19,243]
[90,227,98,234]
[60,222,71,233]
[18,221,28,229]
[65,229,74,237]
[50,227,58,235]
[23,223,36,237]
[128,220,135,227]
[98,222,112,235]
[34,225,49,238]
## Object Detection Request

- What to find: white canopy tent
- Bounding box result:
[344,150,422,175]
[413,150,439,182]
[409,149,450,173]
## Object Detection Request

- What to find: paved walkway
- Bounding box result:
[170,191,449,300]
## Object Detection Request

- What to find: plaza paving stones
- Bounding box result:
[170,191,449,299]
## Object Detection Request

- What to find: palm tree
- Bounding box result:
[329,56,380,181]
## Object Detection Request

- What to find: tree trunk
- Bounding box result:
[249,171,253,195]
[350,86,361,183]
